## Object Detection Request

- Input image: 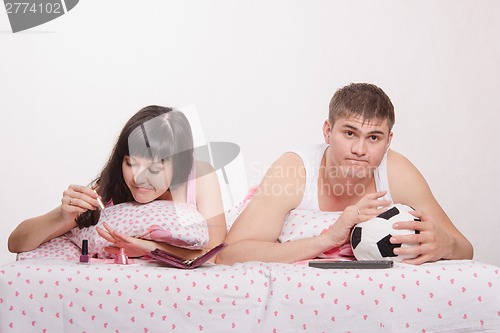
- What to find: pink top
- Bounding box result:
[186,165,197,206]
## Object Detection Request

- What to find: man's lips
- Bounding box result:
[345,158,369,164]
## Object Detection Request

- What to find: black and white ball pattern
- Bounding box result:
[350,204,421,262]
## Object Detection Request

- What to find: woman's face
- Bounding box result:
[122,155,173,203]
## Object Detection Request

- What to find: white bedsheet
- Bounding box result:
[1,259,499,332]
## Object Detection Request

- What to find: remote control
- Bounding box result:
[308,260,394,269]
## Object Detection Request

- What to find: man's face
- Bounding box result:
[324,116,393,179]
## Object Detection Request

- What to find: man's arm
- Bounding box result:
[387,150,473,264]
[216,152,336,265]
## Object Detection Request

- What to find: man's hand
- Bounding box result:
[391,209,455,264]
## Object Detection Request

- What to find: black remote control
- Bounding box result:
[308,260,394,269]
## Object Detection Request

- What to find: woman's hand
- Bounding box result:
[321,191,391,248]
[96,222,156,258]
[391,209,455,265]
[61,185,101,220]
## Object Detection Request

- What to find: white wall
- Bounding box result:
[1,0,499,266]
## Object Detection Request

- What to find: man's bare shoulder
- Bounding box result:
[252,151,306,209]
[387,149,409,164]
[265,152,306,181]
[387,149,420,173]
[387,149,430,203]
[276,151,304,166]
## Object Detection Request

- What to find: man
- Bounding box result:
[217,83,473,265]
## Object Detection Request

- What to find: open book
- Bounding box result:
[150,243,227,269]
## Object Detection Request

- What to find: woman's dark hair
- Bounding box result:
[76,105,194,228]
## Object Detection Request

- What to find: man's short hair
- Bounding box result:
[329,83,395,131]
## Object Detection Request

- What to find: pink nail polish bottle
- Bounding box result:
[115,248,129,265]
[80,239,90,263]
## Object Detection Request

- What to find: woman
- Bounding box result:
[8,105,226,260]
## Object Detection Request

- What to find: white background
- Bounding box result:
[1,1,499,266]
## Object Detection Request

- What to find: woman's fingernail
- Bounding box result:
[390,237,397,244]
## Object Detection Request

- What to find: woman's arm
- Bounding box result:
[194,161,227,250]
[97,222,208,259]
[97,161,227,261]
[8,185,101,253]
[8,207,77,253]
[387,150,473,264]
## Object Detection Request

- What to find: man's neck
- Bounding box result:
[318,153,376,210]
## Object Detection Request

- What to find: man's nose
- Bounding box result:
[351,138,367,156]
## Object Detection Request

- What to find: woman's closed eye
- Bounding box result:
[148,166,164,175]
[125,160,164,175]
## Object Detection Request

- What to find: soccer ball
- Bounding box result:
[350,204,420,262]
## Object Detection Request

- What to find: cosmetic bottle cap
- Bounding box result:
[115,248,129,265]
[82,240,88,255]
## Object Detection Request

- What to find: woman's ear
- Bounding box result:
[322,119,332,144]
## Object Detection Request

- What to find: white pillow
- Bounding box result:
[227,186,353,259]
[16,235,80,260]
[67,200,209,258]
[280,209,354,258]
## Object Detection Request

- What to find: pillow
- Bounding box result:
[67,200,209,258]
[229,187,353,259]
[224,186,257,230]
[280,209,354,259]
[279,209,341,243]
[16,235,80,260]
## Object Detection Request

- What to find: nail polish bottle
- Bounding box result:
[115,248,129,265]
[80,239,90,263]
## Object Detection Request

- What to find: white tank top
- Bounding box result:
[278,144,393,245]
[292,143,392,211]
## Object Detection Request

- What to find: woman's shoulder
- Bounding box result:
[192,160,220,196]
[194,160,216,175]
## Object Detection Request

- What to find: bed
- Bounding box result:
[1,243,500,332]
[3,109,499,332]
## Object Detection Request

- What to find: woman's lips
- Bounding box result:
[135,186,154,193]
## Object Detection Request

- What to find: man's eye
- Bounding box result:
[370,135,379,141]
[346,131,354,136]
